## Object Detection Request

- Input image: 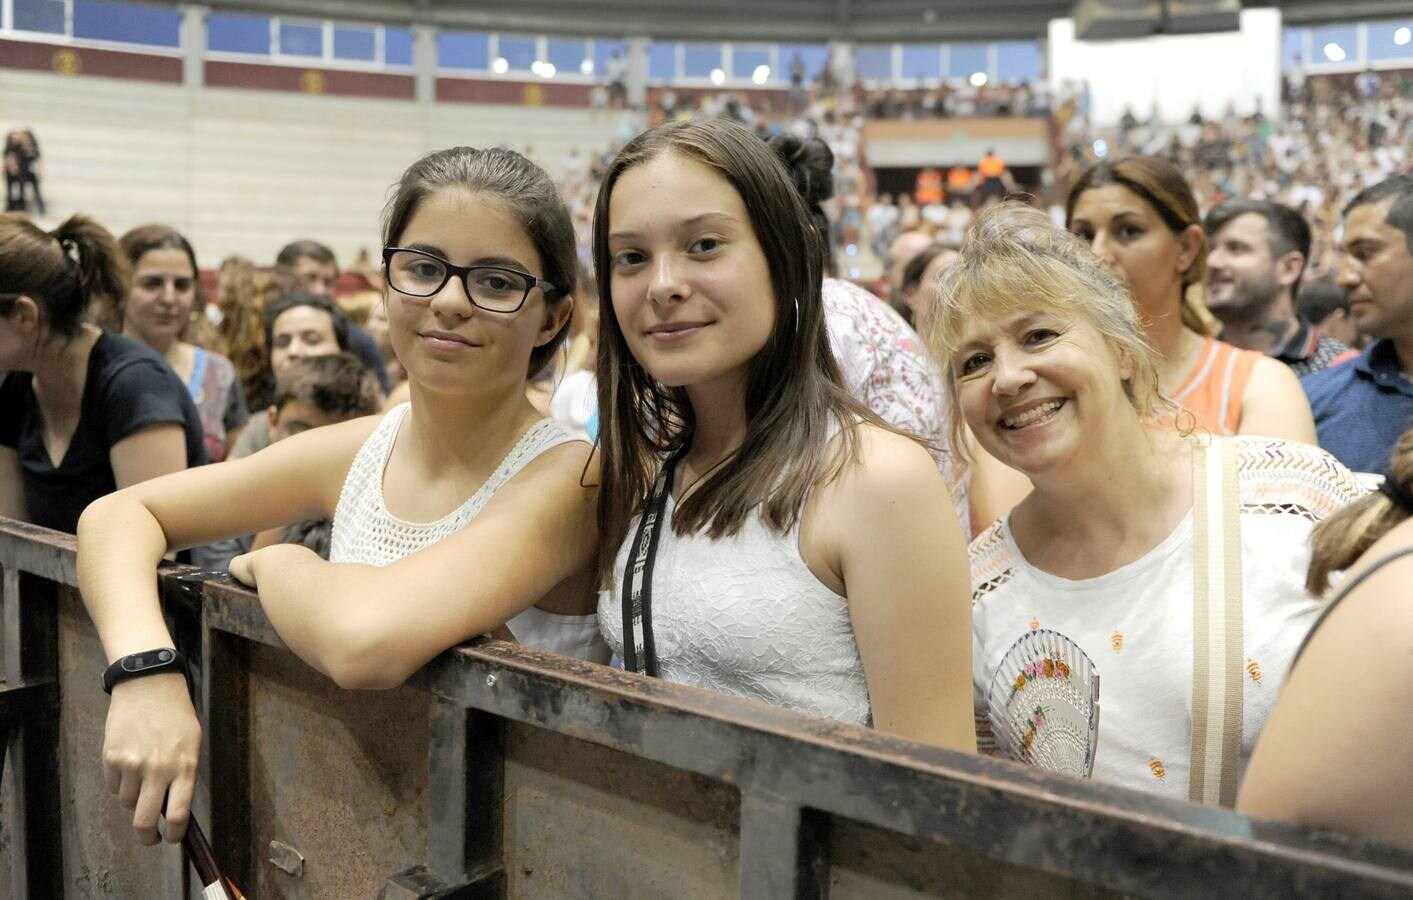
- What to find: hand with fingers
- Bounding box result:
[103,671,202,844]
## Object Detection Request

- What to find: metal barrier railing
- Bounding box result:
[2,516,1411,899]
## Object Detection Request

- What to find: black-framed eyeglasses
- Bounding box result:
[382,247,561,314]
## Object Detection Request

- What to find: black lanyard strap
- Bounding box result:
[621,450,685,677]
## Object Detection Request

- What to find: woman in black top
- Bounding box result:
[0,213,206,533]
[1240,427,1413,850]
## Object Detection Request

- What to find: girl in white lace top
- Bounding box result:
[76,147,601,845]
[592,119,975,749]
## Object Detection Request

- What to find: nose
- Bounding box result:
[428,274,475,319]
[990,345,1037,397]
[1335,257,1361,290]
[1089,231,1117,267]
[647,255,690,304]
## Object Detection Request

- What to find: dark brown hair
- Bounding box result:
[273,352,381,419]
[592,118,873,585]
[1307,429,1413,594]
[381,146,576,377]
[0,212,129,337]
[1065,155,1217,336]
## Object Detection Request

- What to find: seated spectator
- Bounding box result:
[275,239,392,393]
[1204,199,1351,376]
[925,202,1364,800]
[1240,427,1413,851]
[249,353,381,558]
[117,225,249,461]
[230,292,366,458]
[1303,175,1413,474]
[1,214,205,533]
[896,241,960,327]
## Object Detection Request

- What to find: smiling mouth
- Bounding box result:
[421,331,478,347]
[1001,399,1066,429]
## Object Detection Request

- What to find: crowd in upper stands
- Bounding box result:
[2,47,1412,861]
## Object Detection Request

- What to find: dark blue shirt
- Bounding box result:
[1301,339,1413,474]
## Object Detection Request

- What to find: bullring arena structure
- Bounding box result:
[2,0,1413,896]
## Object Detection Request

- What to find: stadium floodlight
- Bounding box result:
[580,58,595,75]
[752,64,770,85]
[969,71,988,87]
[1323,42,1346,62]
[710,68,726,85]
[1395,27,1411,46]
[492,57,509,74]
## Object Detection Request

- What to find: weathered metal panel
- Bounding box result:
[240,641,432,898]
[501,722,740,898]
[829,816,1121,899]
[56,585,182,898]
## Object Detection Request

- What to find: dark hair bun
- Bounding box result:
[765,133,835,207]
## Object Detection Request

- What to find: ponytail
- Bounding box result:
[53,214,129,332]
[0,212,128,337]
[1307,429,1413,594]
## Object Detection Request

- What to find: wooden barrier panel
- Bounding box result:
[2,517,1411,898]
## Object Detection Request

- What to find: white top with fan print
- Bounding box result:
[331,402,609,662]
[968,437,1366,797]
[599,488,871,725]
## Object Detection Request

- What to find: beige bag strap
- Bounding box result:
[1189,436,1244,807]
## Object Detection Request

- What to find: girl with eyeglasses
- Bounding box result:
[593,118,975,748]
[76,147,606,846]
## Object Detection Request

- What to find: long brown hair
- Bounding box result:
[1307,429,1413,594]
[592,118,873,585]
[1065,155,1219,336]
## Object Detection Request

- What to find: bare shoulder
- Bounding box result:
[1246,354,1305,398]
[829,423,947,501]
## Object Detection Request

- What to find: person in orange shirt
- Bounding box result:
[976,149,1012,204]
[915,166,943,206]
[946,165,974,205]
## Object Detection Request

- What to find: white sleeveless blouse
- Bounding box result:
[331,403,608,662]
[598,492,871,725]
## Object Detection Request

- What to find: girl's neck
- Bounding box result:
[1143,286,1205,397]
[402,379,543,478]
[29,324,101,412]
[684,371,750,469]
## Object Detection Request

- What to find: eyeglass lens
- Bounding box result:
[387,250,531,312]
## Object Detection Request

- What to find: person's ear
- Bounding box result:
[534,294,575,348]
[266,405,280,434]
[4,295,41,333]
[1176,224,1204,277]
[1274,251,1305,290]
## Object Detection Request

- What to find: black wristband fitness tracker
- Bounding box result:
[101,648,187,695]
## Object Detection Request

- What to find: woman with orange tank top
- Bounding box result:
[962,156,1314,533]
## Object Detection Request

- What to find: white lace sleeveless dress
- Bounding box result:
[598,492,871,725]
[331,403,608,662]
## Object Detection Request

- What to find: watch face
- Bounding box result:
[124,649,176,671]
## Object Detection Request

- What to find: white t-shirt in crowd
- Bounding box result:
[968,437,1366,797]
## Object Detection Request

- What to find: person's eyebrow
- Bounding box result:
[608,211,740,243]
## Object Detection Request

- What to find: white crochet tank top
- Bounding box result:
[598,490,871,725]
[331,403,607,661]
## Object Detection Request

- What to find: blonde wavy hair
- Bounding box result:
[923,201,1173,463]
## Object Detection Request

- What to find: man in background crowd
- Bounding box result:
[1297,276,1363,350]
[1302,175,1413,473]
[1204,199,1352,377]
[275,239,392,393]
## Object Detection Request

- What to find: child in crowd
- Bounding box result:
[77,146,605,846]
[248,353,381,558]
[592,118,975,749]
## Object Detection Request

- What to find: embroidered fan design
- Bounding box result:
[987,629,1100,779]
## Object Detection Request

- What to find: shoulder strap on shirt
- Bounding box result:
[1188,436,1244,807]
[1292,545,1413,670]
